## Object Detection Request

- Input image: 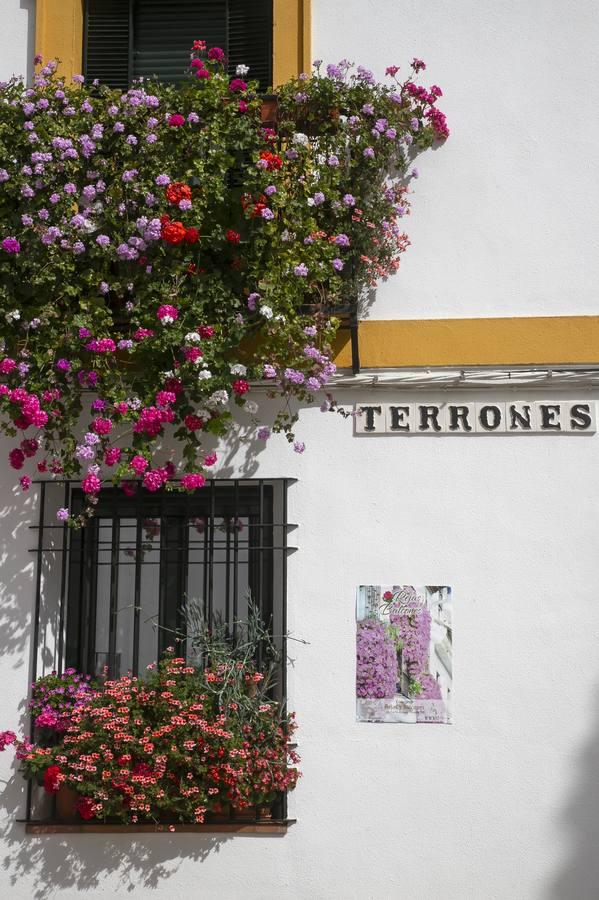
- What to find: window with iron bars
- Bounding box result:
[27,479,295,824]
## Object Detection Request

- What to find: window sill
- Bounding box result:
[22,819,295,835]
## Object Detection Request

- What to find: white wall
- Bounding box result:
[0,0,35,85]
[313,0,599,320]
[1,2,599,898]
[1,387,599,900]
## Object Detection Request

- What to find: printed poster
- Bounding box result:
[356,585,453,724]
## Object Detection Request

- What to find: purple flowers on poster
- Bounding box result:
[356,585,453,724]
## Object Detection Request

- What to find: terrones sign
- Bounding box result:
[354,401,597,434]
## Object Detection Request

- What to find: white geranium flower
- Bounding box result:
[230,363,247,376]
[198,369,212,380]
[244,400,259,414]
[260,305,273,319]
[208,390,229,407]
[185,331,201,343]
[292,132,309,146]
[5,310,20,323]
[236,64,250,76]
[274,314,286,323]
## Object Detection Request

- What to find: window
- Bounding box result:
[83,0,273,90]
[26,478,295,828]
[32,479,294,696]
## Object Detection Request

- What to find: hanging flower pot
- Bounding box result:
[55,784,79,821]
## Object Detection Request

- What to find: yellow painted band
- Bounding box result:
[332,317,599,368]
[273,0,311,86]
[35,0,83,84]
[36,0,310,88]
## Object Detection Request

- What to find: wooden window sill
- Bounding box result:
[22,819,295,835]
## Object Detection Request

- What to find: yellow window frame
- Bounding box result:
[35,0,311,86]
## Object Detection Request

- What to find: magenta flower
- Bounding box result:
[1,237,20,254]
[167,113,185,127]
[81,473,101,494]
[181,473,206,491]
[157,304,178,324]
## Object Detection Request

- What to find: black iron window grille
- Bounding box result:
[25,478,296,826]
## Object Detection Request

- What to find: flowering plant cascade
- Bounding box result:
[0,44,447,522]
[1,651,299,825]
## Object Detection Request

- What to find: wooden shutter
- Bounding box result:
[84,0,131,90]
[84,1,273,91]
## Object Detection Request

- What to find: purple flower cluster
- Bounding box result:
[29,668,95,733]
[356,619,398,699]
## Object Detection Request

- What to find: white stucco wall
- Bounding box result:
[1,2,598,898]
[0,0,35,85]
[314,0,599,320]
[1,387,599,900]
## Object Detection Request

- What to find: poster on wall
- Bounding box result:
[356,585,453,724]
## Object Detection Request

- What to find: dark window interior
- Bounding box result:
[84,0,273,90]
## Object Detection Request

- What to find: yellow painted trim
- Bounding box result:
[332,317,599,368]
[273,0,311,86]
[35,0,83,84]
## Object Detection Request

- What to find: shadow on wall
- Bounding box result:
[0,494,36,663]
[550,684,599,900]
[0,780,254,899]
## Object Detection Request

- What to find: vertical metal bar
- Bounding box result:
[158,506,167,660]
[225,510,231,631]
[257,479,264,613]
[132,489,143,677]
[208,480,216,623]
[180,492,190,654]
[202,510,209,622]
[281,481,288,703]
[108,510,120,677]
[57,481,70,674]
[27,481,46,822]
[256,480,265,670]
[232,479,239,636]
[85,516,99,675]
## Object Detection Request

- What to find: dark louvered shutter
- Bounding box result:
[84,0,131,90]
[134,1,227,83]
[84,1,273,91]
[227,0,273,91]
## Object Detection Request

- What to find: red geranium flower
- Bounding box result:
[259,151,282,171]
[165,182,192,205]
[161,221,187,245]
[225,229,240,244]
[43,764,63,794]
[75,796,95,820]
[232,379,249,395]
[184,227,200,244]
